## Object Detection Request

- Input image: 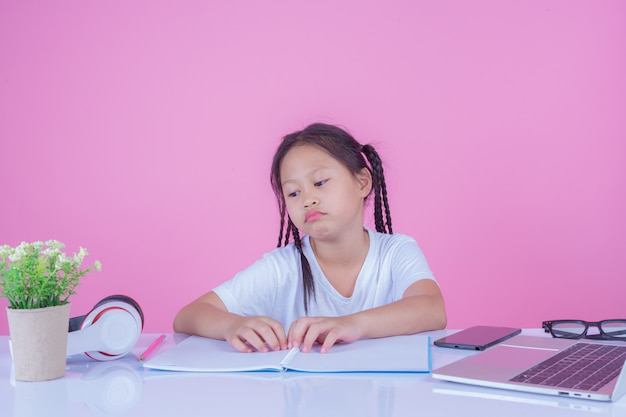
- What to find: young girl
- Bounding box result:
[173,123,446,353]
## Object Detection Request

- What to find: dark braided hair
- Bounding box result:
[270,123,393,313]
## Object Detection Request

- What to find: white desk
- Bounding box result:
[1,329,625,417]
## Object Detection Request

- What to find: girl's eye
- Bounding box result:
[287,191,300,198]
[314,179,328,187]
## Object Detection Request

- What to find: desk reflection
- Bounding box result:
[9,355,421,417]
[136,371,419,417]
[12,355,143,416]
[282,373,403,417]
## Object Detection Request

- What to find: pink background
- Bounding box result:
[1,1,625,335]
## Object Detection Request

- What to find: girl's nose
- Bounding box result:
[304,196,319,208]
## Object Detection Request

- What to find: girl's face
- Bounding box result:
[279,144,372,242]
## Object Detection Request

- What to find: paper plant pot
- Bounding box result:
[6,303,71,382]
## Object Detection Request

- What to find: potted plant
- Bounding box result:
[0,240,101,381]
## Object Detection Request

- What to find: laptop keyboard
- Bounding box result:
[510,342,626,391]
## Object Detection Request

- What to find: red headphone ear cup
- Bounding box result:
[84,306,141,361]
[67,295,144,361]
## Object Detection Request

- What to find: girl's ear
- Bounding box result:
[356,167,373,198]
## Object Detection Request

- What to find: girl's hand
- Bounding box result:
[224,316,288,353]
[287,316,364,353]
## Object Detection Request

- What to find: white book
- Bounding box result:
[143,334,431,373]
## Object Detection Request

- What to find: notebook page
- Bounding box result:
[143,335,287,372]
[283,334,431,373]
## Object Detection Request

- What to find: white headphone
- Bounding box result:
[67,295,144,361]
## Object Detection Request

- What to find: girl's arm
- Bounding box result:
[287,279,446,353]
[173,291,288,352]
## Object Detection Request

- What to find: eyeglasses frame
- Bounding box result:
[542,319,626,341]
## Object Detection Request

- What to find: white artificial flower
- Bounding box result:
[74,247,88,263]
[46,240,64,250]
[9,246,26,263]
[55,252,71,269]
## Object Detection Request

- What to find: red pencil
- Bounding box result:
[140,334,166,361]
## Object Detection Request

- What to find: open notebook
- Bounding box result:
[143,334,431,373]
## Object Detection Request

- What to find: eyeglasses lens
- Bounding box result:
[600,320,626,339]
[551,321,586,338]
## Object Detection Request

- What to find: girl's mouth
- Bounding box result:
[305,211,324,223]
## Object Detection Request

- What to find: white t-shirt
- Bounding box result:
[213,228,436,330]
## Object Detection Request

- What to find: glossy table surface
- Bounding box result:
[1,329,626,417]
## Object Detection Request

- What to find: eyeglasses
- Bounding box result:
[542,320,626,341]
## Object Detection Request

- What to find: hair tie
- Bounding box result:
[359,144,364,152]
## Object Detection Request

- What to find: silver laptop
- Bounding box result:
[431,335,626,402]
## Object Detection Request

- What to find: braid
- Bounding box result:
[276,199,290,248]
[274,202,315,313]
[361,144,393,234]
[276,210,286,248]
[380,171,393,234]
[289,220,315,314]
[284,220,292,248]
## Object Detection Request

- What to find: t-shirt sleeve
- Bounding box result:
[387,235,436,299]
[212,252,283,317]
